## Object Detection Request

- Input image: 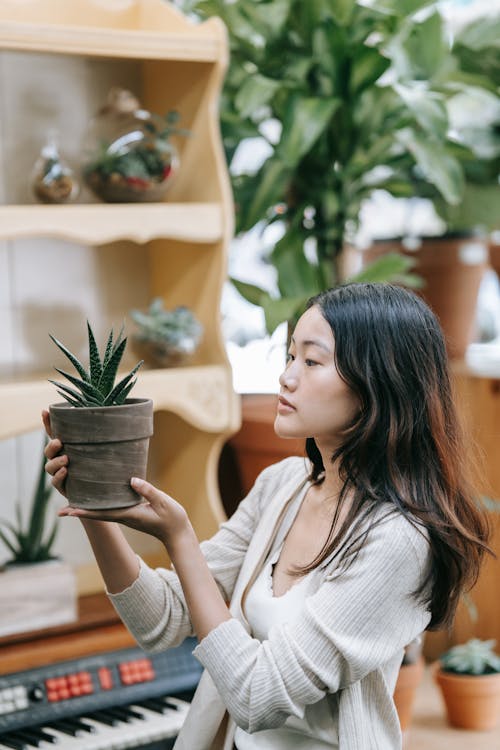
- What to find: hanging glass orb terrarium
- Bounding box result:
[81,88,187,203]
[31,130,80,204]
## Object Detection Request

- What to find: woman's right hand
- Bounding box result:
[42,409,68,498]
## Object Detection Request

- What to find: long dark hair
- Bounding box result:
[301,282,490,628]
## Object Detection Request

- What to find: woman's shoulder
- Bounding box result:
[256,455,310,486]
[369,505,431,565]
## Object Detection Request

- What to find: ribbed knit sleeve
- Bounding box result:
[193,514,431,734]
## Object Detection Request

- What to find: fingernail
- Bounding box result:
[131,477,143,488]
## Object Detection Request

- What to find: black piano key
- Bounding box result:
[163,698,181,712]
[0,736,28,750]
[84,710,121,727]
[66,718,96,734]
[9,730,42,747]
[45,720,80,737]
[109,705,145,721]
[102,707,132,722]
[137,698,169,714]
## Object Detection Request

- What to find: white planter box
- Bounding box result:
[0,559,77,637]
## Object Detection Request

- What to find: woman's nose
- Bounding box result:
[279,366,297,390]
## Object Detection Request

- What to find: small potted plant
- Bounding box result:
[434,638,500,731]
[130,298,203,368]
[48,322,153,510]
[0,441,77,637]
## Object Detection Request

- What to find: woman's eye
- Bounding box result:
[286,353,295,363]
[305,359,318,367]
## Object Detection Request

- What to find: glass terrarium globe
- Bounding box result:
[81,88,181,203]
[31,131,80,204]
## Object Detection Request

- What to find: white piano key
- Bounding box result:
[34,698,189,750]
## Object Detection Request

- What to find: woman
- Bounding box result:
[43,283,490,750]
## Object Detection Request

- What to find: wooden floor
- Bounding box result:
[405,665,499,749]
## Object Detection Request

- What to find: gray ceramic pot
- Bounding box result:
[49,398,154,509]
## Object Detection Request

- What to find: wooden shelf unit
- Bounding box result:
[0,0,240,582]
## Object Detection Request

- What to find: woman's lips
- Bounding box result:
[277,396,295,412]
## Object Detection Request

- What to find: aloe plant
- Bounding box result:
[49,322,143,407]
[440,639,500,676]
[0,442,58,564]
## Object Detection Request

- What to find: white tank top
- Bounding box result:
[234,542,339,749]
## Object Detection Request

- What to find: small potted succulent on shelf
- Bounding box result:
[0,441,77,637]
[48,322,153,510]
[434,638,500,731]
[130,297,203,368]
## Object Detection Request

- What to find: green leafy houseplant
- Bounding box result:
[130,298,203,367]
[49,322,143,407]
[180,0,495,332]
[421,14,500,234]
[0,442,57,564]
[48,322,153,510]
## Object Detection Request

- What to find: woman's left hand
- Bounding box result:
[58,478,190,547]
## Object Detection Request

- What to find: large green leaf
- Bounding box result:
[242,0,291,38]
[397,129,465,205]
[436,183,500,232]
[396,85,448,139]
[398,11,447,81]
[230,278,270,307]
[234,75,281,120]
[349,252,423,289]
[239,158,291,232]
[277,96,340,167]
[374,0,437,16]
[350,47,391,94]
[271,231,323,298]
[454,16,500,52]
[262,295,310,334]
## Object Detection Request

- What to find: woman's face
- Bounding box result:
[275,305,359,450]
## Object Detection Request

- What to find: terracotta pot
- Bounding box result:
[393,657,425,730]
[363,235,489,359]
[434,664,500,730]
[489,237,500,279]
[228,394,304,496]
[49,398,154,510]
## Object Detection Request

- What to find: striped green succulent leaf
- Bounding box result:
[104,359,143,405]
[48,379,102,407]
[49,334,90,383]
[98,337,127,396]
[52,368,106,404]
[87,322,103,384]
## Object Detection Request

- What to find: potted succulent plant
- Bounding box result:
[0,441,77,637]
[434,638,500,731]
[129,298,203,368]
[48,321,153,510]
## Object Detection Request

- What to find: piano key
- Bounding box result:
[0,736,28,750]
[45,720,81,737]
[9,731,42,748]
[135,699,168,714]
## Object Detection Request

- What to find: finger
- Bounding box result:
[131,477,167,507]
[45,454,68,476]
[44,440,65,462]
[58,504,142,522]
[41,410,53,439]
[51,466,68,497]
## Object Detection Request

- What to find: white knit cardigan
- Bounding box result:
[109,457,432,750]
